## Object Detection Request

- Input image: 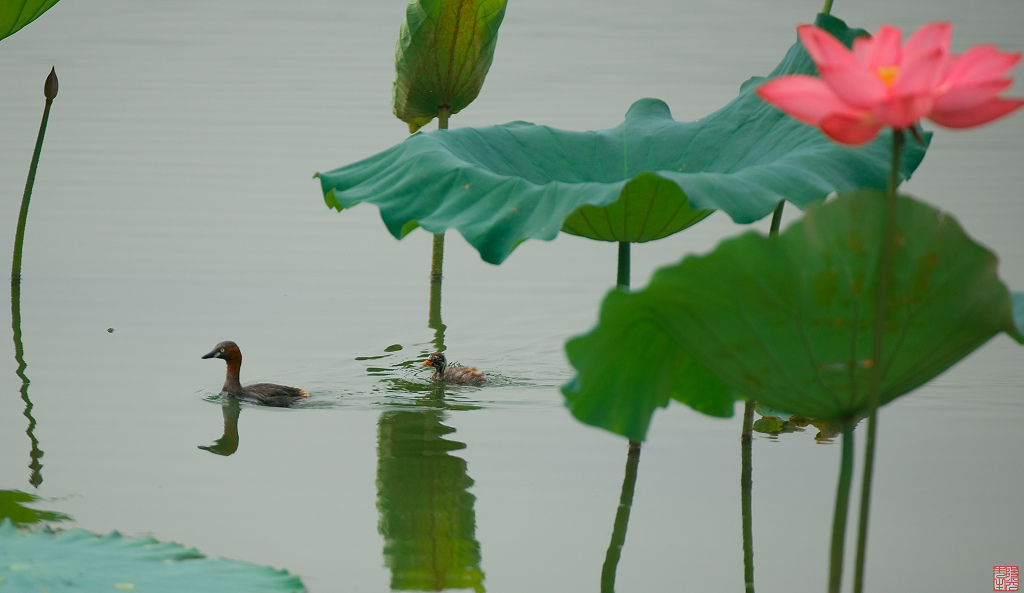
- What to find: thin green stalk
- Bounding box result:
[430,106,450,282]
[429,106,450,282]
[769,201,785,237]
[821,0,834,15]
[740,400,755,593]
[427,105,451,346]
[617,241,630,289]
[828,419,856,593]
[437,105,450,130]
[603,240,641,591]
[853,129,903,593]
[430,233,445,280]
[736,205,780,593]
[600,440,641,593]
[428,276,446,352]
[616,240,640,450]
[12,67,58,282]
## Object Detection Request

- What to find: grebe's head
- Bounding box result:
[422,352,447,369]
[202,341,241,361]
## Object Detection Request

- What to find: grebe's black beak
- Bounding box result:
[201,348,221,360]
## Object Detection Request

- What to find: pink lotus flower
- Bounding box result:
[757,22,1024,145]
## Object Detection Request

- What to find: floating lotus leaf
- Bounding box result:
[393,0,507,132]
[318,14,930,265]
[563,191,1022,440]
[0,518,305,592]
[1,0,60,41]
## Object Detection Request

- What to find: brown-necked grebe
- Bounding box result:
[421,352,486,386]
[202,340,309,407]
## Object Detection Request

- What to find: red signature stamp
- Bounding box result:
[994,566,1020,591]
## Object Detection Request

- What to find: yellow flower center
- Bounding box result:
[876,65,900,88]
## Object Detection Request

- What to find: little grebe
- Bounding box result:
[421,352,486,386]
[202,340,309,407]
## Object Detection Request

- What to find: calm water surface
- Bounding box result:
[1,0,1022,591]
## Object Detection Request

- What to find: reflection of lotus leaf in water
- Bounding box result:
[0,518,305,592]
[0,490,70,527]
[752,403,858,443]
[377,410,484,592]
[752,416,789,436]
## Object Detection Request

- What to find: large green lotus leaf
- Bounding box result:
[393,0,507,132]
[318,14,930,265]
[0,518,305,592]
[1,0,60,41]
[563,191,1020,437]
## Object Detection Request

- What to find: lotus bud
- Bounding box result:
[44,67,58,100]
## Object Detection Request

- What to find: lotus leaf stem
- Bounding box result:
[741,400,755,593]
[769,201,785,236]
[617,241,630,289]
[828,418,855,593]
[600,440,641,592]
[853,129,903,593]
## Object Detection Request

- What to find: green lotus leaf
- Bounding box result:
[560,172,715,242]
[562,287,736,442]
[318,14,930,264]
[563,191,1020,438]
[393,0,507,132]
[0,518,305,592]
[1,0,60,41]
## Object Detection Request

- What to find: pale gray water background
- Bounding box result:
[0,0,1022,591]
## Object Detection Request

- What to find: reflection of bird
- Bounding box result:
[202,341,309,407]
[421,352,486,386]
[199,398,241,456]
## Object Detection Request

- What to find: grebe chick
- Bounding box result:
[421,352,486,386]
[202,340,309,407]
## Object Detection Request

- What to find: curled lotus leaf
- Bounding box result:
[393,0,507,132]
[317,14,930,265]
